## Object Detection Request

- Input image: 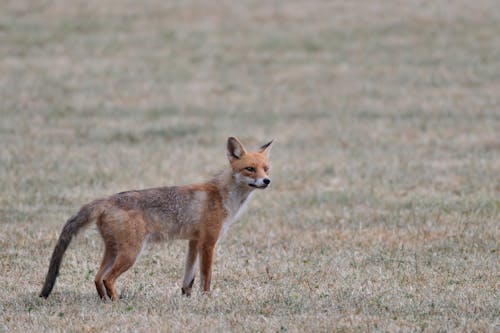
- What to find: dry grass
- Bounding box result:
[1,0,499,332]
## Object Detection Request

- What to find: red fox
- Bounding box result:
[40,137,273,300]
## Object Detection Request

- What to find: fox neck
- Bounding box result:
[213,168,255,219]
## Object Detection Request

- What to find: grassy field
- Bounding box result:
[1,0,499,331]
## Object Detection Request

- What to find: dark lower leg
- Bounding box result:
[182,240,198,296]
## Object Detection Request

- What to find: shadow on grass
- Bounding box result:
[3,290,151,314]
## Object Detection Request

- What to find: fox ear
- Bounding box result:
[259,139,274,156]
[227,137,247,161]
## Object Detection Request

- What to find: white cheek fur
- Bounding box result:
[235,173,254,185]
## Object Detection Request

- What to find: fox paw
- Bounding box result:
[181,277,195,297]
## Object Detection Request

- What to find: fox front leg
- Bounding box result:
[181,240,198,296]
[199,241,215,293]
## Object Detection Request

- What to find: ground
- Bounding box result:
[0,0,499,332]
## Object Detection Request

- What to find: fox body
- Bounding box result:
[40,137,273,300]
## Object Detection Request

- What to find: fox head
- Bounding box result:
[226,137,273,189]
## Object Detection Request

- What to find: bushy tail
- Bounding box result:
[39,203,97,298]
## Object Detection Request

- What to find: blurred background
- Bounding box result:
[0,0,499,331]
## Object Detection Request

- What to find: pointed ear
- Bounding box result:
[259,139,274,156]
[227,137,247,161]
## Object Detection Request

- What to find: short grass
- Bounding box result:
[1,0,499,332]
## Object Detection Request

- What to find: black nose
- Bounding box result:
[263,178,271,185]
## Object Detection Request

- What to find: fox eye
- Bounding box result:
[264,166,269,172]
[245,167,256,172]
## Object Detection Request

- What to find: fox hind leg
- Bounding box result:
[102,248,141,301]
[95,244,116,300]
[101,229,144,301]
[97,212,146,301]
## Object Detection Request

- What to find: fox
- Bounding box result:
[39,137,273,300]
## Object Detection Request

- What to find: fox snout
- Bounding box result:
[249,177,271,189]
